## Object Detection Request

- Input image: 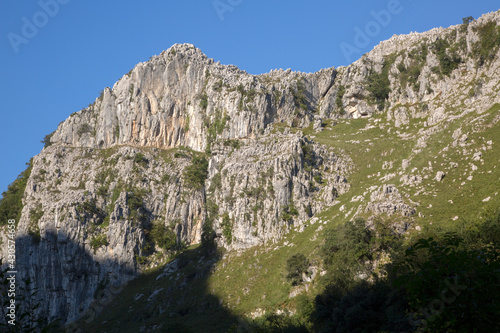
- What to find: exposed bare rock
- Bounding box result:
[365,185,416,217]
[435,171,446,182]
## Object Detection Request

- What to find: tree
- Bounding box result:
[462,16,474,25]
[41,132,54,148]
[286,253,309,286]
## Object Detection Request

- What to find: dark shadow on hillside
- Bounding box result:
[0,231,136,332]
[78,244,249,333]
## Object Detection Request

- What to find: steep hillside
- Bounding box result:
[1,9,499,332]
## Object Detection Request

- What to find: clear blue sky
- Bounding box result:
[0,0,498,194]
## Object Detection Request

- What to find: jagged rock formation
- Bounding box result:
[1,9,499,326]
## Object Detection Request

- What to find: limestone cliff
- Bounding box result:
[1,9,499,326]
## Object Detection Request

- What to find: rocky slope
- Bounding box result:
[1,9,499,327]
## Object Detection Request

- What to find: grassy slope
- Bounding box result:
[84,102,500,332]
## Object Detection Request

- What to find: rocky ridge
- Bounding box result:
[1,9,499,326]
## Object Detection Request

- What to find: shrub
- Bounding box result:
[126,188,148,223]
[41,131,55,148]
[28,203,44,241]
[431,38,461,76]
[90,234,109,253]
[395,234,500,332]
[201,199,219,253]
[281,202,298,222]
[292,79,308,111]
[473,21,500,66]
[321,218,373,290]
[199,93,208,110]
[335,85,346,114]
[221,213,233,244]
[183,155,209,190]
[366,57,394,110]
[286,253,309,286]
[133,153,149,168]
[223,139,240,149]
[313,174,323,184]
[77,123,92,137]
[0,159,33,225]
[213,79,223,92]
[150,221,177,251]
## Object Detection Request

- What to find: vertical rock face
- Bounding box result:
[1,10,500,325]
[50,43,337,152]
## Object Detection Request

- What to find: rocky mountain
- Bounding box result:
[1,9,499,331]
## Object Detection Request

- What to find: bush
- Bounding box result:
[366,57,393,110]
[286,253,309,286]
[292,79,308,111]
[221,213,233,244]
[133,153,149,168]
[77,123,92,137]
[335,85,346,112]
[395,234,500,332]
[0,159,33,225]
[90,234,109,253]
[150,221,177,251]
[41,131,55,148]
[183,155,209,190]
[431,38,461,76]
[126,188,148,223]
[321,218,373,290]
[213,79,223,92]
[473,21,500,66]
[28,203,44,241]
[199,93,208,110]
[281,202,298,222]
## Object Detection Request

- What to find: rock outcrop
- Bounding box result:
[1,9,500,326]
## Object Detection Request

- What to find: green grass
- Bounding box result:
[82,99,500,332]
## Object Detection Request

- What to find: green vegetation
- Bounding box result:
[150,221,177,251]
[213,79,223,92]
[473,21,500,66]
[199,93,208,110]
[398,45,428,91]
[133,152,149,168]
[431,38,461,76]
[221,213,233,244]
[205,109,230,152]
[127,188,148,223]
[335,85,345,114]
[286,253,309,286]
[129,84,134,102]
[183,155,209,190]
[223,139,240,149]
[292,79,308,111]
[41,131,55,148]
[321,218,376,289]
[201,198,218,253]
[90,234,109,253]
[0,159,32,225]
[28,203,44,241]
[366,56,394,110]
[77,123,92,137]
[76,199,106,225]
[281,202,299,222]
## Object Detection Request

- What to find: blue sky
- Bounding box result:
[0,0,499,194]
